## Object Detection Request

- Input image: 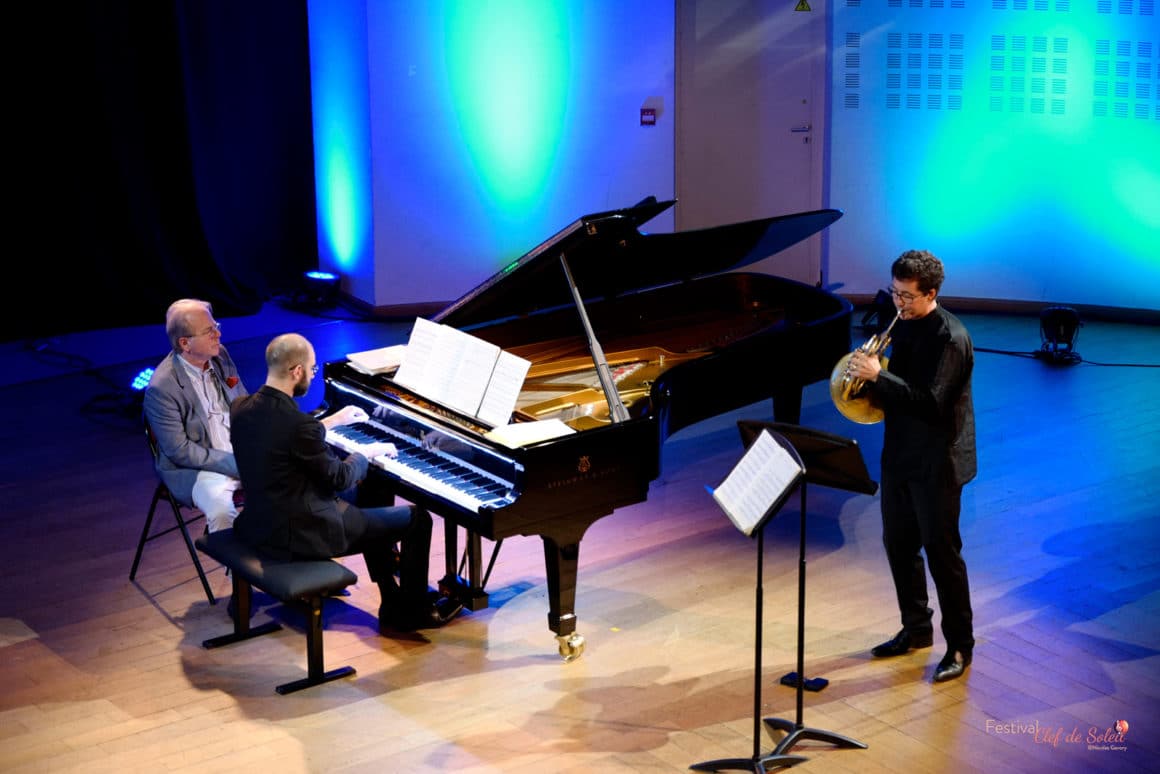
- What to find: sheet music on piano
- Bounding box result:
[393,317,532,427]
[346,344,406,375]
[477,351,532,426]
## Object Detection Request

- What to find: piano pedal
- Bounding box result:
[438,574,490,612]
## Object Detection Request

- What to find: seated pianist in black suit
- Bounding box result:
[229,332,461,632]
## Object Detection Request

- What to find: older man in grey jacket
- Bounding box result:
[143,299,249,532]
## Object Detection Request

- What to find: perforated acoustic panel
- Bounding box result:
[838,2,1157,122]
[989,34,1069,115]
[1094,38,1157,119]
[829,1,1159,310]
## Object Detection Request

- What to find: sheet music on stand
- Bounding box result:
[392,317,532,427]
[691,427,812,772]
[710,429,805,537]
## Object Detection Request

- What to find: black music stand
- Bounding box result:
[736,421,875,759]
[690,430,809,773]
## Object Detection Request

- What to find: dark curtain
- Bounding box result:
[8,1,316,342]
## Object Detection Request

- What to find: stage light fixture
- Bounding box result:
[302,270,341,306]
[130,367,154,391]
[281,270,342,310]
[1038,306,1081,365]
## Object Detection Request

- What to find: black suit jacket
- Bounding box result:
[869,305,977,488]
[231,385,369,559]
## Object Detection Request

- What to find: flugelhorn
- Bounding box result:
[829,310,901,424]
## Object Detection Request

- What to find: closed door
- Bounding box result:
[676,0,828,286]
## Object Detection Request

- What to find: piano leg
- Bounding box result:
[543,537,585,662]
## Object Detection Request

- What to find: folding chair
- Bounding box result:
[129,415,217,604]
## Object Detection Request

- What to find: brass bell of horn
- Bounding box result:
[829,310,901,424]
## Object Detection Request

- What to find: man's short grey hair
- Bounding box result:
[165,299,213,352]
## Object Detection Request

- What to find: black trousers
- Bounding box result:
[338,500,433,610]
[880,469,974,652]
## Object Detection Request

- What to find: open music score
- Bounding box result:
[709,429,805,537]
[363,318,533,428]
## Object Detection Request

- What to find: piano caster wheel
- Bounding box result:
[556,633,586,662]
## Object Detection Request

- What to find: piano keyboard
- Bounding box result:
[326,420,517,514]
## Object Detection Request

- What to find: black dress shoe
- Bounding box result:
[933,649,972,682]
[379,595,463,633]
[871,628,934,658]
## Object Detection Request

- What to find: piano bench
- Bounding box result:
[194,528,358,695]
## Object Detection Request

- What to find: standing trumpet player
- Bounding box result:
[848,249,977,683]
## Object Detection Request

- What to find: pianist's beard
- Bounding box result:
[292,372,309,398]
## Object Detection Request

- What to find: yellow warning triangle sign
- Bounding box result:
[795,0,812,10]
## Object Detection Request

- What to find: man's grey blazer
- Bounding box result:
[142,345,249,505]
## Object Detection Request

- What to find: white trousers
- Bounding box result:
[192,471,241,533]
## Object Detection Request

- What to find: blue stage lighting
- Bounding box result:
[130,367,154,391]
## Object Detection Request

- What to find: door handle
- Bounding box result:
[790,124,811,133]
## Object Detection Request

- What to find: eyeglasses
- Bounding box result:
[887,286,921,303]
[294,363,319,376]
[189,322,222,338]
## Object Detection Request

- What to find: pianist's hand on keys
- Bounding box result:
[355,441,398,460]
[321,404,372,428]
[321,405,397,459]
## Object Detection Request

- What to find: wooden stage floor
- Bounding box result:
[0,304,1157,772]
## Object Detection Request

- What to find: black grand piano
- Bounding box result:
[322,198,852,660]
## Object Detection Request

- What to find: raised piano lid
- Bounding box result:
[434,197,844,331]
